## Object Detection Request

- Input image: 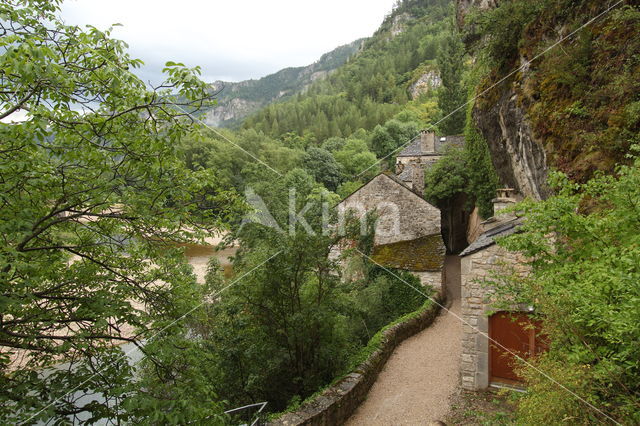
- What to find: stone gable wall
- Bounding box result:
[338,175,441,246]
[460,244,530,390]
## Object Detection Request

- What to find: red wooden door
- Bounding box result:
[489,312,544,384]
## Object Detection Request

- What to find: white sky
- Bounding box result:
[60,0,398,84]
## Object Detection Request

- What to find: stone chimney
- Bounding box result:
[420,130,436,153]
[492,188,517,215]
[411,163,425,196]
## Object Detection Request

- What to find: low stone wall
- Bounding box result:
[271,293,444,426]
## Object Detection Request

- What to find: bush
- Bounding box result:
[496,158,640,423]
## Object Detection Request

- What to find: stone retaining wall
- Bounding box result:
[271,293,444,426]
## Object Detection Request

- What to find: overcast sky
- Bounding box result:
[60,0,398,84]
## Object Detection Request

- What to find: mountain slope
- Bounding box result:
[202,39,364,127]
[242,0,451,141]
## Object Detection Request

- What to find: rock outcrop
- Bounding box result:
[390,12,412,37]
[203,97,260,128]
[473,85,550,200]
[409,69,441,99]
[458,1,639,200]
[456,0,499,27]
[457,0,550,200]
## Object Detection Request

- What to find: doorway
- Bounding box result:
[489,311,545,385]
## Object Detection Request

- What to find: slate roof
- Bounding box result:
[439,135,465,150]
[397,167,412,182]
[459,218,522,257]
[397,137,433,157]
[397,134,465,157]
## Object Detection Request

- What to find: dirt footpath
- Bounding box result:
[346,256,462,425]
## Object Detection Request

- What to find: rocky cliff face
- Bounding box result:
[458,1,639,201]
[202,98,261,128]
[409,68,441,99]
[472,85,550,199]
[456,0,550,199]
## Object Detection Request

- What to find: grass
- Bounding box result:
[445,388,520,425]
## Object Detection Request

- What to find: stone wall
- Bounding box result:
[271,293,444,426]
[413,271,444,293]
[466,207,484,245]
[460,244,529,390]
[338,174,441,246]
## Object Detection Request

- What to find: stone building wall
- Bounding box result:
[338,174,441,246]
[395,155,441,172]
[413,270,444,292]
[460,244,530,390]
[466,207,484,244]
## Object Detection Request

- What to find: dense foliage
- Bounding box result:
[494,159,640,423]
[0,0,242,423]
[190,169,429,411]
[467,0,640,183]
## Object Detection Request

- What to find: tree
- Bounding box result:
[423,145,469,207]
[370,118,419,159]
[197,168,428,412]
[464,103,499,218]
[302,147,343,191]
[436,26,466,135]
[333,139,379,181]
[321,136,346,153]
[0,1,239,423]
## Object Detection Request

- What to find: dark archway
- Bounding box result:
[439,192,471,254]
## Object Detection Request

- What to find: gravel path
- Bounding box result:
[346,256,462,425]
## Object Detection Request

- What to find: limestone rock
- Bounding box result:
[456,0,499,27]
[472,81,550,200]
[390,13,412,37]
[409,70,441,99]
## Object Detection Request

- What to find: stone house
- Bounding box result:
[334,131,465,291]
[336,172,445,290]
[395,130,464,196]
[459,189,545,390]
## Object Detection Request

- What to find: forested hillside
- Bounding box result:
[242,0,451,141]
[201,39,364,127]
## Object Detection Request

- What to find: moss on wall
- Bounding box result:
[470,1,640,184]
[371,234,445,271]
